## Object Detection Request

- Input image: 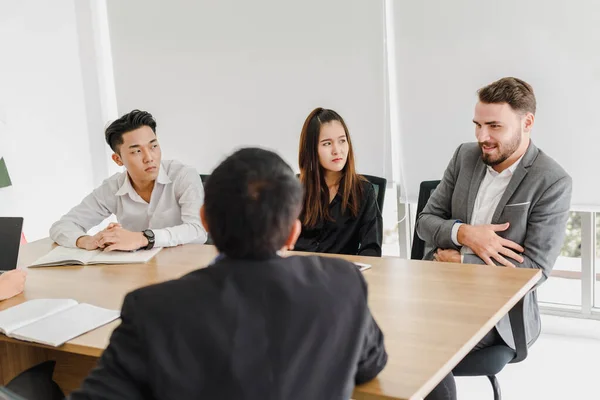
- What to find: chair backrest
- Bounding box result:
[410,180,441,260]
[361,175,387,212]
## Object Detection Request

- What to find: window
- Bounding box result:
[382,186,400,257]
[538,212,582,307]
[593,213,600,308]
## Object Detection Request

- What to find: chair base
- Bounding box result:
[487,375,501,400]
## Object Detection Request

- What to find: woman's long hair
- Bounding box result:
[298,107,364,228]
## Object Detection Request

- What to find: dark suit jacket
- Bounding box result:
[69,255,387,400]
[416,141,572,349]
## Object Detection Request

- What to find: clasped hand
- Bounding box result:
[76,223,147,252]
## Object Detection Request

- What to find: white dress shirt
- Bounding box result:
[451,156,523,257]
[50,160,207,248]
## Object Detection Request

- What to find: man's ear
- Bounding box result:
[112,152,124,167]
[283,219,302,251]
[522,112,535,134]
[200,205,210,235]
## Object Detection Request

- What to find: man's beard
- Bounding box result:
[480,130,521,166]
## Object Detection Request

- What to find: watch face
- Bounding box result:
[145,230,155,239]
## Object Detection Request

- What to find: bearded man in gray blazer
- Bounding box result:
[416,77,572,400]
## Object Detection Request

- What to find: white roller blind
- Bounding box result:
[391,0,599,209]
[106,0,389,180]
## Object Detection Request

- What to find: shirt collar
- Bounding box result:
[208,251,284,267]
[487,154,524,177]
[156,163,171,185]
[115,172,135,197]
[115,162,171,197]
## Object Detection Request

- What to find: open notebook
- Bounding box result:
[29,246,162,267]
[0,299,119,347]
[355,262,372,272]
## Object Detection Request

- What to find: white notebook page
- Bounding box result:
[0,299,77,335]
[10,303,120,347]
[30,247,98,266]
[91,247,162,264]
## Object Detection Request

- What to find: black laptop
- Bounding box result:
[0,217,24,273]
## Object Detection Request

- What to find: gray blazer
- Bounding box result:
[416,141,572,349]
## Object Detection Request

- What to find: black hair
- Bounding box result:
[105,110,157,153]
[204,147,303,260]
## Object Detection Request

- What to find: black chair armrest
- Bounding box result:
[508,297,528,363]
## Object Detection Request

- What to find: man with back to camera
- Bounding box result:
[416,77,572,399]
[50,110,207,251]
[69,147,387,399]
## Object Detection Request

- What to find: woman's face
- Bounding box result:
[317,121,348,173]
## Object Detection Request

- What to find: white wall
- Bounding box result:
[0,0,97,241]
[106,0,388,179]
[391,0,600,207]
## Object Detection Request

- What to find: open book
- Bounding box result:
[29,246,162,267]
[355,262,372,272]
[0,299,120,347]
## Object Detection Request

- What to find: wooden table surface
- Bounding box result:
[1,239,540,400]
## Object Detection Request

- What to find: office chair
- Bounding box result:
[410,180,441,260]
[410,180,529,400]
[453,298,528,400]
[4,361,64,400]
[361,174,387,212]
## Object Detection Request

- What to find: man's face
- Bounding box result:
[473,102,528,166]
[113,126,162,183]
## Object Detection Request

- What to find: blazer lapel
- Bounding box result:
[491,167,528,224]
[467,160,486,224]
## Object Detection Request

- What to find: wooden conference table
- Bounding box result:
[0,239,540,400]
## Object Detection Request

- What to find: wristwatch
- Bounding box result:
[141,229,155,250]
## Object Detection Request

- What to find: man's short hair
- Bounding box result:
[105,110,157,153]
[478,77,536,115]
[204,147,303,260]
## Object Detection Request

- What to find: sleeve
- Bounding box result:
[451,222,463,247]
[152,168,207,247]
[69,293,150,400]
[354,273,388,384]
[415,145,463,252]
[463,175,572,286]
[49,184,115,247]
[357,184,383,257]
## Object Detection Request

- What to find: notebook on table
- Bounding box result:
[0,299,119,347]
[0,387,27,400]
[29,246,162,268]
[354,262,372,272]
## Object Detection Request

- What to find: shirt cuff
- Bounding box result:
[153,229,170,248]
[59,232,84,248]
[451,222,463,247]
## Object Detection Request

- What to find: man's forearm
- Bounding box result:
[153,223,207,248]
[462,253,549,286]
[50,221,88,248]
[416,214,461,251]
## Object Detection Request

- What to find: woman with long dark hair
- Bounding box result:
[295,107,382,257]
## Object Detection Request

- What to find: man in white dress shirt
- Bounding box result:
[415,77,571,399]
[50,110,207,252]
